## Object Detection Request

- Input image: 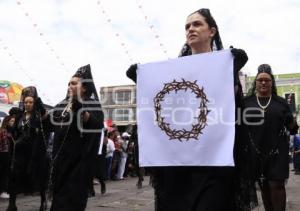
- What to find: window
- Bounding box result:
[102,108,114,120]
[101,92,114,105]
[115,91,131,105]
[113,108,133,121]
[108,109,114,120]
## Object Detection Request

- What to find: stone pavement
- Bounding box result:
[86,177,154,211]
[250,167,300,211]
[285,170,300,210]
[0,176,154,211]
[1,171,300,211]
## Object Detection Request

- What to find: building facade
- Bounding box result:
[100,85,136,126]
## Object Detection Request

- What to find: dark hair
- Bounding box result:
[71,75,91,98]
[9,107,22,117]
[72,64,99,101]
[0,115,15,130]
[81,81,92,98]
[257,64,272,74]
[250,64,278,96]
[179,8,223,57]
[108,130,115,138]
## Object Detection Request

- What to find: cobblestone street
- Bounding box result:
[1,171,300,211]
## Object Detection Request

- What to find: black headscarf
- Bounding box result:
[19,86,39,112]
[257,64,272,73]
[250,64,278,96]
[72,64,99,101]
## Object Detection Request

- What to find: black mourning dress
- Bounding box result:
[49,98,103,211]
[151,82,255,211]
[8,113,49,195]
[244,95,294,180]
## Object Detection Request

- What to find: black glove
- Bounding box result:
[230,47,248,73]
[126,64,138,83]
[35,97,46,116]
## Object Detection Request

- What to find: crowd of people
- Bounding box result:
[0,65,144,211]
[0,7,299,211]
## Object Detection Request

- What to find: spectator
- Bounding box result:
[293,132,300,175]
[0,115,15,199]
[106,131,115,180]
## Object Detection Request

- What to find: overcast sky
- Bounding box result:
[1,0,300,105]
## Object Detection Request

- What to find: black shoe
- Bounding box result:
[39,203,47,211]
[6,205,17,211]
[101,183,106,194]
[88,190,95,198]
[149,177,153,186]
[137,180,142,189]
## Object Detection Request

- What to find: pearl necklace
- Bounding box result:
[256,95,272,112]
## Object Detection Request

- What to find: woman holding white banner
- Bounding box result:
[245,64,298,211]
[127,8,253,211]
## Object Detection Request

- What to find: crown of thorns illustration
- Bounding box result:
[154,79,209,141]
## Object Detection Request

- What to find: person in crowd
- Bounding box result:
[0,108,21,200]
[244,64,298,211]
[127,126,145,189]
[123,139,135,178]
[123,125,135,178]
[116,132,129,180]
[127,8,253,211]
[0,115,15,199]
[93,129,108,194]
[6,86,49,211]
[106,131,115,180]
[294,131,300,175]
[47,64,104,211]
[110,130,121,180]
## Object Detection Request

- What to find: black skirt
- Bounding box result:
[153,167,235,211]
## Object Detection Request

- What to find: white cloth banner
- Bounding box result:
[137,50,235,167]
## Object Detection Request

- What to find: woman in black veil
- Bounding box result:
[47,64,104,211]
[6,86,49,211]
[244,64,298,211]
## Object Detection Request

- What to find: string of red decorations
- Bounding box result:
[16,1,69,73]
[0,38,53,105]
[135,0,169,59]
[96,0,134,63]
